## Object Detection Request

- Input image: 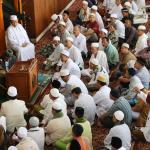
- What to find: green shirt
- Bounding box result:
[104,43,119,65]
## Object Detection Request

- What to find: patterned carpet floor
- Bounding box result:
[35,0,150,149]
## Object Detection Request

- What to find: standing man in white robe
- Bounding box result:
[134,25,148,55]
[91,5,104,30]
[6,15,35,61]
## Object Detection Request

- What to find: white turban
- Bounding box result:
[91,5,98,11]
[52,102,62,111]
[138,25,146,31]
[50,88,60,97]
[101,28,108,35]
[17,127,27,138]
[61,49,70,57]
[51,14,58,21]
[7,86,17,97]
[114,110,124,121]
[53,36,60,41]
[124,2,131,8]
[66,37,73,42]
[82,0,88,5]
[122,43,129,49]
[60,69,70,77]
[29,117,39,127]
[91,42,99,48]
[8,146,18,150]
[10,15,18,21]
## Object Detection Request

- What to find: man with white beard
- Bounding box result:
[6,15,35,61]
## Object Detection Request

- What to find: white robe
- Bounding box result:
[110,4,123,20]
[45,115,71,145]
[66,45,84,69]
[74,93,96,125]
[40,94,67,124]
[16,137,39,150]
[64,18,73,33]
[115,20,125,39]
[49,43,64,66]
[103,0,116,11]
[6,24,35,61]
[67,75,88,94]
[0,99,28,132]
[93,85,113,117]
[95,12,104,30]
[90,50,109,72]
[81,66,109,85]
[135,33,148,54]
[104,124,131,150]
[136,0,146,10]
[28,127,45,150]
[72,33,88,54]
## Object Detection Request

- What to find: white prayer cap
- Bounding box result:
[101,28,108,35]
[51,14,58,21]
[138,25,146,31]
[8,146,18,150]
[90,58,99,66]
[82,0,88,5]
[50,88,60,97]
[59,21,66,27]
[127,60,136,68]
[91,42,99,48]
[114,110,124,121]
[17,127,27,139]
[121,43,129,49]
[61,49,70,57]
[66,37,73,42]
[7,86,17,97]
[29,116,39,127]
[53,36,60,41]
[89,13,96,17]
[52,102,62,111]
[10,15,18,21]
[91,5,98,11]
[124,2,131,8]
[60,69,70,76]
[110,13,118,19]
[130,76,144,90]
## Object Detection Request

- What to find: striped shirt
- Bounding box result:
[107,97,132,126]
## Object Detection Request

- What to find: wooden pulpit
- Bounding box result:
[6,59,38,102]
